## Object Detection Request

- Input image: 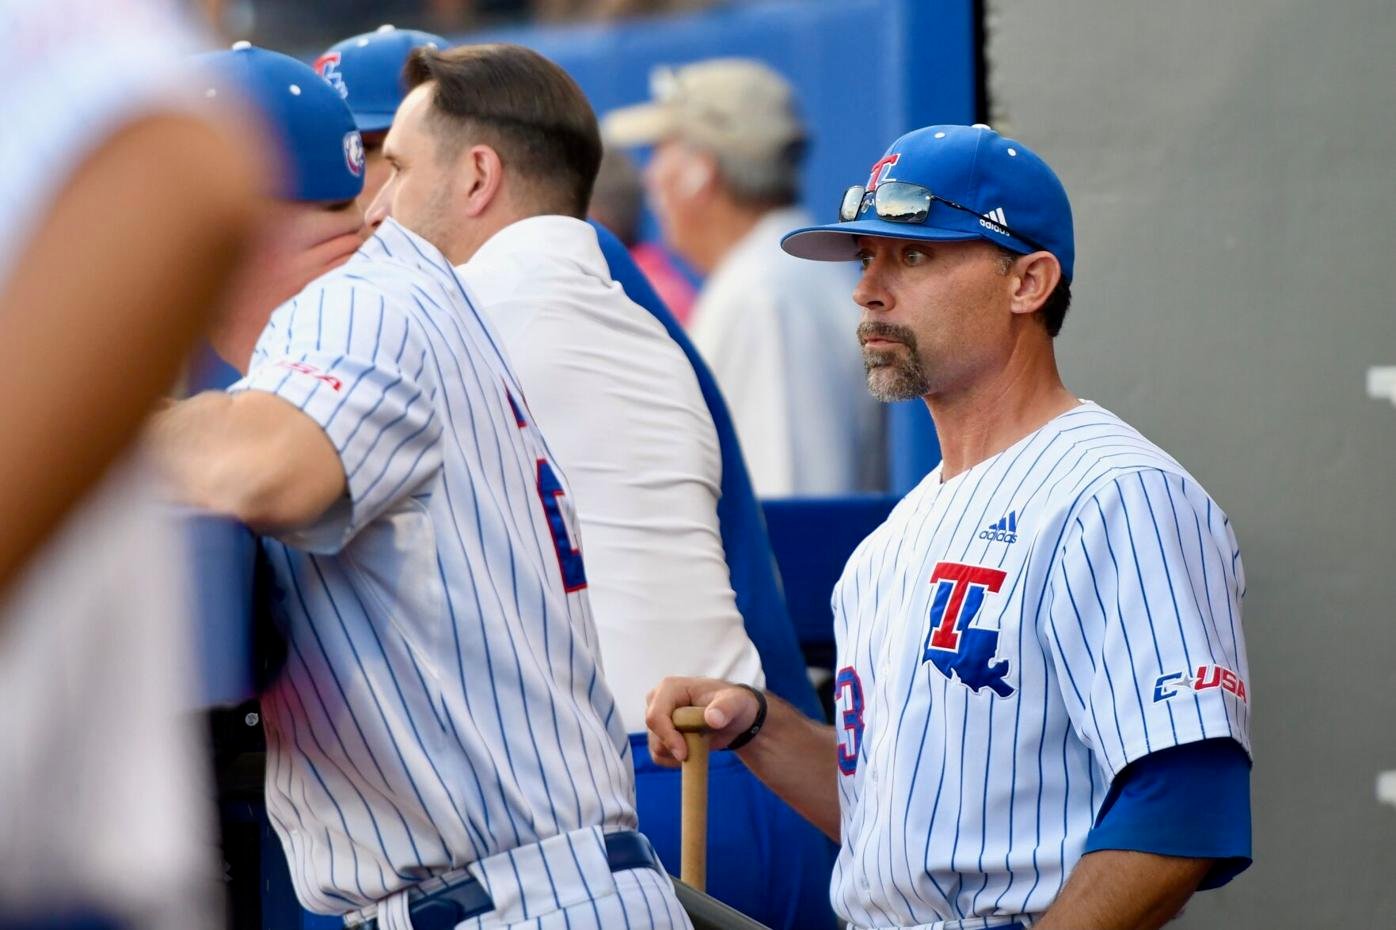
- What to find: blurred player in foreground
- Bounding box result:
[367,41,834,927]
[647,125,1253,930]
[0,2,260,928]
[150,42,687,930]
[0,5,258,597]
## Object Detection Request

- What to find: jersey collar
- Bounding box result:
[464,214,609,284]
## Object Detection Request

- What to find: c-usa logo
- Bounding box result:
[343,131,365,178]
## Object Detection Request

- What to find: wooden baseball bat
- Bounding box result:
[672,705,710,891]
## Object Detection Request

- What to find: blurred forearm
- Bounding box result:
[0,113,260,595]
[736,694,843,840]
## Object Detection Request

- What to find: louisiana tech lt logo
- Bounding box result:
[865,152,900,190]
[923,561,1013,696]
[314,51,348,98]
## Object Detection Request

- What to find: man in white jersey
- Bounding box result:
[364,42,834,929]
[151,43,686,930]
[647,125,1252,930]
[0,3,260,929]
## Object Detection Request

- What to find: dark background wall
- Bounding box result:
[987,1,1396,924]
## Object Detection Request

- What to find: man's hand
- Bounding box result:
[645,676,763,765]
[646,676,843,840]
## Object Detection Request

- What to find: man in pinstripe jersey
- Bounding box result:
[647,125,1252,930]
[364,41,838,930]
[153,44,687,930]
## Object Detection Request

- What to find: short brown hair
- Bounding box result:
[403,44,602,218]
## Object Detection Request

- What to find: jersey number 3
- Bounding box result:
[835,667,864,775]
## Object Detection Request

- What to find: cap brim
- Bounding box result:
[601,101,679,147]
[780,219,983,261]
[352,111,396,133]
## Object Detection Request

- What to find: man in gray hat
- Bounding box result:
[603,59,883,498]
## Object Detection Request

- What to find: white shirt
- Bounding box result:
[0,3,216,927]
[461,215,764,733]
[830,403,1249,928]
[233,219,637,913]
[689,206,884,497]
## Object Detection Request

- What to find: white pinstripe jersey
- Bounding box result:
[232,219,637,913]
[830,402,1250,929]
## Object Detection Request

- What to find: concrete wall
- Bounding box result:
[986,1,1396,925]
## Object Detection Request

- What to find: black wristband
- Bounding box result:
[724,684,768,751]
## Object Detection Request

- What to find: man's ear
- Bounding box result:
[678,152,717,198]
[1007,251,1062,317]
[459,144,505,218]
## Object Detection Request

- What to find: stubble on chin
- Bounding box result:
[865,353,931,402]
[859,322,932,402]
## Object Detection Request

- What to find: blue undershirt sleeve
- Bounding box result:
[1084,737,1252,889]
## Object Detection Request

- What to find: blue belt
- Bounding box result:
[358,831,663,930]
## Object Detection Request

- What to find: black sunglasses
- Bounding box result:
[838,180,1048,253]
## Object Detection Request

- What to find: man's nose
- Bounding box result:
[364,184,392,229]
[853,264,892,313]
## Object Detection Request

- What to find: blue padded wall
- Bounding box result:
[466,0,977,492]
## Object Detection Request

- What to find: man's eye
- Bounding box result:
[903,248,927,265]
[855,253,873,270]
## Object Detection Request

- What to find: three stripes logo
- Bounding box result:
[979,510,1018,544]
[979,207,1009,236]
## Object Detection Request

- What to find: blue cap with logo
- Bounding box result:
[197,42,364,203]
[781,124,1075,281]
[315,25,447,134]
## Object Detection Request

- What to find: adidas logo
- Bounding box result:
[979,206,1009,236]
[979,510,1018,544]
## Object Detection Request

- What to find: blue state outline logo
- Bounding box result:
[922,561,1014,697]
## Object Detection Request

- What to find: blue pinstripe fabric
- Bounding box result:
[231,220,640,915]
[829,403,1250,928]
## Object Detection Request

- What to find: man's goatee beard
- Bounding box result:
[859,321,930,401]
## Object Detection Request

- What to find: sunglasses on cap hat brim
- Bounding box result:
[781,179,1048,262]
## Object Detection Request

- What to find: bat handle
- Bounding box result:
[672,706,710,891]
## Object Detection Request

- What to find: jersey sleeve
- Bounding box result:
[1043,467,1250,779]
[1084,737,1252,887]
[231,276,443,553]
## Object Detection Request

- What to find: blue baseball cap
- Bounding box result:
[315,25,447,133]
[197,42,364,203]
[781,124,1075,281]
